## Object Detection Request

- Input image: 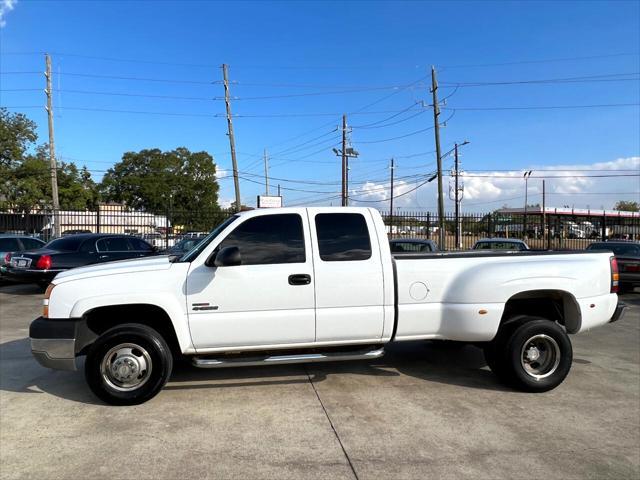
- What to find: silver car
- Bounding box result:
[0,235,46,278]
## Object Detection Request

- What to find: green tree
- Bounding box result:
[614,200,639,212]
[0,108,37,168]
[0,109,100,212]
[100,147,221,229]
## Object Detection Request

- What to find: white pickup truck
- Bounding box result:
[29,207,626,405]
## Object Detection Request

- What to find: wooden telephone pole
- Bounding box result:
[341,115,348,206]
[431,66,445,249]
[222,64,241,212]
[263,148,270,195]
[390,158,395,238]
[45,54,60,237]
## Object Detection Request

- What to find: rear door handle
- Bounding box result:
[288,274,311,286]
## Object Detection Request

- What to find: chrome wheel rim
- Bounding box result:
[100,343,152,391]
[520,334,561,380]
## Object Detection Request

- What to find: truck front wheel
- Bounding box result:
[84,324,173,406]
[491,319,572,392]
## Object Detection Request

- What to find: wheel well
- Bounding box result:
[81,304,181,356]
[501,290,581,334]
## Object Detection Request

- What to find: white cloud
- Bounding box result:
[349,157,639,212]
[0,0,17,28]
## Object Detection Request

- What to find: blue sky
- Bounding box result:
[1,0,639,211]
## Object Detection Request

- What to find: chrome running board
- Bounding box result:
[192,347,385,369]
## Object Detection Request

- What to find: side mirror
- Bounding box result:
[206,246,241,267]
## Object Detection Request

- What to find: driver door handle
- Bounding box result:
[288,274,311,286]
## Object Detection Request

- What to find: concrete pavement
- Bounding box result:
[0,283,638,479]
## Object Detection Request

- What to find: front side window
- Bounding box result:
[315,213,372,261]
[217,214,305,265]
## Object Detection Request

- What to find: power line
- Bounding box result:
[439,52,640,69]
[440,72,639,87]
[443,103,640,111]
[356,111,455,144]
[53,71,215,85]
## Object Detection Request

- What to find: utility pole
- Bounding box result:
[45,54,60,238]
[431,66,445,249]
[263,148,270,195]
[222,64,241,212]
[542,179,547,249]
[390,158,395,239]
[333,115,358,207]
[341,115,347,206]
[523,170,532,239]
[453,144,460,249]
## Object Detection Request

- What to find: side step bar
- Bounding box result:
[192,347,385,369]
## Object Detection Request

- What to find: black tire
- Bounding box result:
[500,319,572,392]
[483,316,529,380]
[84,324,173,406]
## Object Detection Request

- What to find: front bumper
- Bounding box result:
[29,316,96,371]
[609,301,627,324]
[0,266,63,284]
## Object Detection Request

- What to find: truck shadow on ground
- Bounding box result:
[0,338,513,405]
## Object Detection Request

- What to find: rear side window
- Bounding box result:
[315,213,372,261]
[218,214,305,265]
[97,237,132,252]
[20,238,44,250]
[0,238,20,251]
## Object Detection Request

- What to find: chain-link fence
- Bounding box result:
[1,205,638,251]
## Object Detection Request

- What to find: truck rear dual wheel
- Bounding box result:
[84,324,173,406]
[484,318,572,392]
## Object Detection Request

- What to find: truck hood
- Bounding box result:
[53,255,173,283]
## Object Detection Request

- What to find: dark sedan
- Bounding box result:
[1,234,155,288]
[586,241,640,292]
[390,238,439,254]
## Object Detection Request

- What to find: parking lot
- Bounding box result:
[0,284,638,480]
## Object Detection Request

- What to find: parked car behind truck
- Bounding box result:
[2,234,156,288]
[30,207,625,405]
[586,241,640,292]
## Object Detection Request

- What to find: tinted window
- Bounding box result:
[129,238,153,252]
[218,214,305,265]
[391,241,431,253]
[97,237,132,252]
[20,238,45,250]
[475,242,523,250]
[0,238,20,251]
[588,243,640,256]
[46,236,85,251]
[315,213,371,261]
[79,240,96,253]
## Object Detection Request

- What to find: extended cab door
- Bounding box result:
[308,208,385,342]
[186,211,316,351]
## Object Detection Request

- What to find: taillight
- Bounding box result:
[610,256,619,293]
[35,255,52,270]
[3,252,10,264]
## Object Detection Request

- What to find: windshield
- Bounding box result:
[177,215,239,262]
